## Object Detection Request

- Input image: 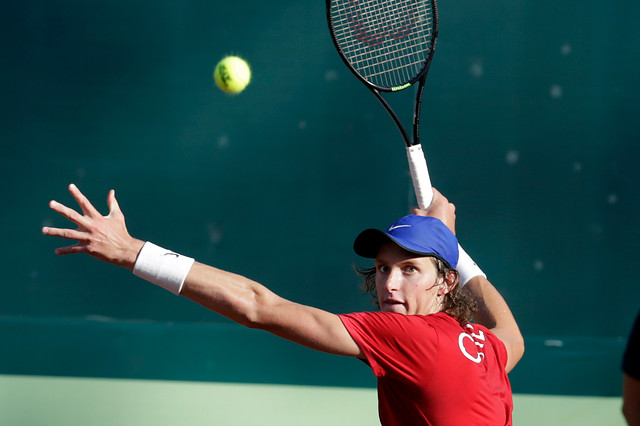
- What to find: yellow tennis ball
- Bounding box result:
[214,56,251,94]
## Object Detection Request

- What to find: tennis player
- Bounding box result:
[43,184,524,425]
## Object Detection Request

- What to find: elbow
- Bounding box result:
[235,302,266,329]
[234,291,278,330]
[242,311,274,330]
[511,328,525,363]
[514,334,525,364]
[505,333,525,373]
[237,312,260,329]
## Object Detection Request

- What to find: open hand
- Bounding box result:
[42,184,144,270]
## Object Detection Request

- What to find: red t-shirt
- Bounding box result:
[339,311,513,426]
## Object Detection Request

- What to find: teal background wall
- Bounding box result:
[2,0,639,400]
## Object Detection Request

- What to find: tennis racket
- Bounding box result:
[327,0,477,267]
[327,0,438,209]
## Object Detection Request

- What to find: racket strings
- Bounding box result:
[330,0,435,89]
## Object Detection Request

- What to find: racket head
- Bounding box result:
[327,0,439,92]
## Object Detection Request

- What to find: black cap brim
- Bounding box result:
[353,229,392,258]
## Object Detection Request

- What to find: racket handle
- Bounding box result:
[406,144,485,284]
[406,144,433,209]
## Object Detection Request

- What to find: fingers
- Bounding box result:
[44,185,130,261]
[48,199,91,229]
[42,226,89,242]
[410,206,427,216]
[431,187,448,205]
[48,184,119,225]
[42,226,90,255]
[44,184,104,241]
[68,183,102,218]
[54,244,87,255]
[431,187,455,212]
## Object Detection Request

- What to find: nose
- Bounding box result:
[380,268,402,292]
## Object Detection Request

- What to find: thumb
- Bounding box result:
[107,189,122,217]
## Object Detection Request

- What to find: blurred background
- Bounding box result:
[2,0,639,424]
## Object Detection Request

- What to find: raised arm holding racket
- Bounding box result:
[327,0,486,286]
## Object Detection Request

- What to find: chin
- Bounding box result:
[382,304,408,314]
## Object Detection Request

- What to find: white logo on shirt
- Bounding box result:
[458,324,486,363]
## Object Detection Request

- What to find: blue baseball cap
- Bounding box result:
[353,215,459,269]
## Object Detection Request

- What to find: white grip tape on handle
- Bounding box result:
[133,242,195,295]
[406,144,433,209]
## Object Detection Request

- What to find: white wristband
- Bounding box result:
[456,246,486,286]
[133,242,195,295]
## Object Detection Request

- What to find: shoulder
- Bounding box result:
[339,311,454,339]
[340,311,444,325]
[339,312,445,376]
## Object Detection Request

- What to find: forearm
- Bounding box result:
[126,240,273,324]
[466,276,524,372]
[466,276,513,328]
[180,262,278,327]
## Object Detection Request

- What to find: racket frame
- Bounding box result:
[327,0,439,206]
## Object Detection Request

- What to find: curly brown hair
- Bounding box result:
[355,257,477,325]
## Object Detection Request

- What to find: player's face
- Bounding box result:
[374,242,442,316]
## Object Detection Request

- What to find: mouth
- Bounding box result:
[381,299,405,311]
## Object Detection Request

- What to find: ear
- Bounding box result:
[437,270,458,296]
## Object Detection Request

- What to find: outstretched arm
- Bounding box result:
[43,184,363,358]
[412,188,524,373]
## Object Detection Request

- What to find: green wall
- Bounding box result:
[3,0,639,398]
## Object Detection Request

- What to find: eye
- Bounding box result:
[377,265,389,274]
[404,265,418,274]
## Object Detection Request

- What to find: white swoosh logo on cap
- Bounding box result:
[388,225,411,231]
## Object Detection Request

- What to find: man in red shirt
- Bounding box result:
[340,213,516,425]
[43,184,524,425]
